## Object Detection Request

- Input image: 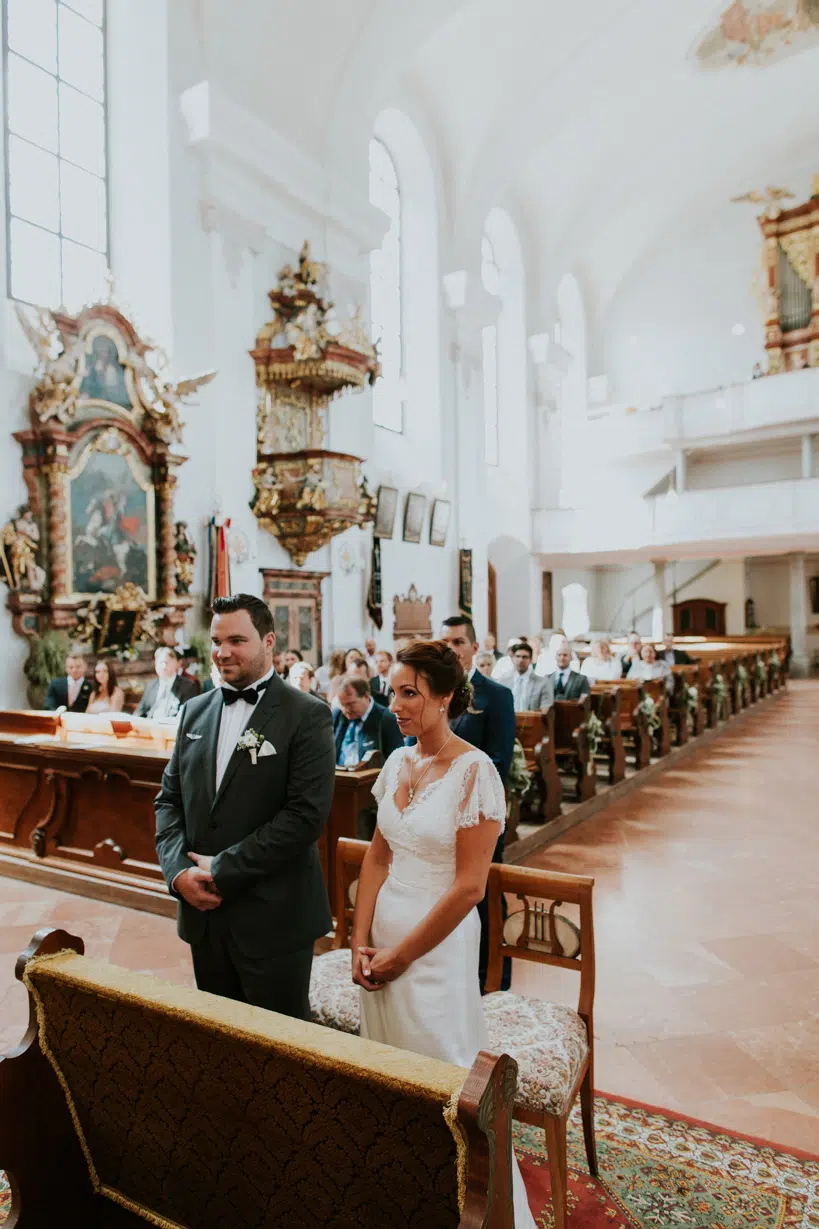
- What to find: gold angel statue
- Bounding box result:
[0,505,46,593]
[15,305,86,424]
[132,349,217,443]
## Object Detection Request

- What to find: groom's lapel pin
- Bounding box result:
[186,733,203,740]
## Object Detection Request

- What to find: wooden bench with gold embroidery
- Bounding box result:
[0,929,520,1228]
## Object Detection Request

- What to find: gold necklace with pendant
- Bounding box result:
[407,730,454,803]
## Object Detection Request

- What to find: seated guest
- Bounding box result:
[344,648,366,671]
[136,646,198,719]
[505,641,554,712]
[348,658,371,682]
[273,651,285,675]
[474,651,497,678]
[660,634,696,665]
[333,674,403,767]
[44,650,92,712]
[363,637,379,673]
[286,661,314,692]
[551,638,591,699]
[491,637,528,683]
[581,638,623,682]
[370,649,394,705]
[86,659,125,714]
[628,641,672,690]
[283,647,303,678]
[535,629,579,677]
[619,631,642,678]
[482,633,502,662]
[314,648,345,696]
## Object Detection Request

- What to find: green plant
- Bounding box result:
[506,739,532,799]
[188,628,212,676]
[23,630,71,688]
[582,712,605,762]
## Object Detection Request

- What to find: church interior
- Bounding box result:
[1,1,818,1226]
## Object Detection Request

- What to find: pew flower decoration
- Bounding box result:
[507,739,532,799]
[768,650,781,680]
[712,673,729,722]
[735,664,749,706]
[581,712,605,771]
[638,695,661,735]
[755,655,767,689]
[686,685,699,733]
[236,728,269,765]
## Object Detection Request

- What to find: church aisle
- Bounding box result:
[519,679,819,1152]
[0,684,816,1155]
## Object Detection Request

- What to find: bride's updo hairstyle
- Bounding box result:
[395,638,473,719]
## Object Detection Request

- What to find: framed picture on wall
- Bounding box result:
[374,485,399,539]
[429,499,451,547]
[403,493,428,544]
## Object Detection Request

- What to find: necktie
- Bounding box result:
[222,677,271,707]
[340,720,361,766]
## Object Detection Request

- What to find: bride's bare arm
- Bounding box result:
[361,818,501,984]
[351,826,392,990]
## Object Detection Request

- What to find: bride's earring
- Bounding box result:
[440,705,445,713]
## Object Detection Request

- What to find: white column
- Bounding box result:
[801,434,813,480]
[675,450,687,495]
[789,553,810,677]
[651,560,667,642]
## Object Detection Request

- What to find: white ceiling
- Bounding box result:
[197,0,819,310]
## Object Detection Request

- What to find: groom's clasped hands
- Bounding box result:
[174,852,223,911]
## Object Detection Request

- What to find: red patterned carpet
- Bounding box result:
[2,1091,816,1226]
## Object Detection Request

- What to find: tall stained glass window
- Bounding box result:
[3,0,108,308]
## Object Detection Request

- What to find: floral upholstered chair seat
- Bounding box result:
[309,951,589,1117]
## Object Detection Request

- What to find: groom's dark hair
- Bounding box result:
[441,615,477,644]
[212,593,274,639]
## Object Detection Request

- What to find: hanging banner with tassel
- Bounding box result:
[367,537,383,630]
[207,517,232,605]
[459,548,473,620]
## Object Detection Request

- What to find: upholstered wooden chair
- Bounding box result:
[310,838,598,1229]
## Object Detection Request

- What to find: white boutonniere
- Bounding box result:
[236,729,276,765]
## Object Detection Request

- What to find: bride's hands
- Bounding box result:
[358,945,409,986]
[352,946,384,992]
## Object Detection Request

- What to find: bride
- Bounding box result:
[351,638,536,1227]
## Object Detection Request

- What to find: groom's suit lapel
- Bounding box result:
[210,676,283,813]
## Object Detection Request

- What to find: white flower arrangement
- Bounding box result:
[235,728,277,765]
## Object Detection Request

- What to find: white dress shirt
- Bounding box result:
[215,664,277,791]
[580,656,622,681]
[151,677,176,719]
[512,667,533,713]
[555,667,573,692]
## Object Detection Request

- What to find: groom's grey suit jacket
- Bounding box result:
[154,674,335,957]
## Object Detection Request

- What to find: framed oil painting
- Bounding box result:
[79,333,132,410]
[97,607,139,652]
[429,499,451,547]
[374,485,399,539]
[403,492,427,544]
[66,437,155,598]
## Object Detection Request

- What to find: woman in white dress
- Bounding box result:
[85,658,125,714]
[351,639,536,1227]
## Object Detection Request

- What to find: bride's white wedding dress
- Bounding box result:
[360,746,536,1228]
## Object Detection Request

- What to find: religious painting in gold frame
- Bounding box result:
[374,485,399,539]
[429,499,451,547]
[64,428,156,600]
[403,493,427,544]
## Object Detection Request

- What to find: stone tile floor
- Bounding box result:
[1,682,816,1152]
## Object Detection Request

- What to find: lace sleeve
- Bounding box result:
[372,749,401,805]
[456,757,506,833]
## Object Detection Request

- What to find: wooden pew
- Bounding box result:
[2,928,518,1229]
[515,709,563,823]
[666,670,689,746]
[553,696,596,801]
[589,689,626,784]
[592,682,651,769]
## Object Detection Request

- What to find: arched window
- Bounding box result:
[3,0,109,308]
[369,137,403,433]
[481,235,500,466]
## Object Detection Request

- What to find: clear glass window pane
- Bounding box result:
[8,135,60,232]
[60,161,106,250]
[7,53,59,152]
[9,218,62,305]
[7,0,57,72]
[61,238,107,311]
[61,0,103,26]
[58,4,104,100]
[59,83,105,175]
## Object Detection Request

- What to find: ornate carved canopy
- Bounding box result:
[250,242,378,566]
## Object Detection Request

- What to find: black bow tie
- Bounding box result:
[222,677,271,706]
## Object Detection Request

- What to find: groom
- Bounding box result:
[154,593,336,1019]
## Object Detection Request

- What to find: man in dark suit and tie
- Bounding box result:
[154,593,336,1020]
[660,635,696,666]
[551,637,591,699]
[369,649,394,707]
[44,651,93,712]
[440,616,516,989]
[334,674,403,766]
[137,646,199,719]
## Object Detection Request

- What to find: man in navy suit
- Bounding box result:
[440,616,515,989]
[333,674,403,767]
[44,651,92,712]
